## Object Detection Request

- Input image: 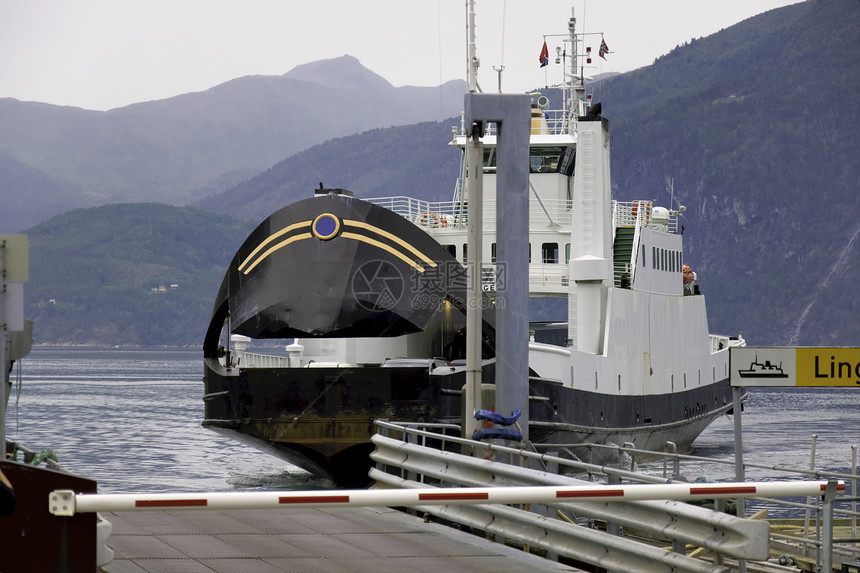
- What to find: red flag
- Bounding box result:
[539,41,549,68]
[599,38,610,60]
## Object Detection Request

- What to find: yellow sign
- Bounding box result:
[796,347,860,387]
[731,347,860,387]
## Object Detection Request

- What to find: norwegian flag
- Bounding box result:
[599,37,610,60]
[539,41,549,68]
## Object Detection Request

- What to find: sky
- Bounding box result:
[0,0,805,111]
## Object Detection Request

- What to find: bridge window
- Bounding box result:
[529,146,564,173]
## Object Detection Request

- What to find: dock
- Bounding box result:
[100,505,582,573]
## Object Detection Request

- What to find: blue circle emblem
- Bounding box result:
[312,213,340,240]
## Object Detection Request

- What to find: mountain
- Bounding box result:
[0,56,466,231]
[23,204,252,347]
[15,0,860,348]
[193,119,463,219]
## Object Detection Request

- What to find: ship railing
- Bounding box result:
[613,200,680,234]
[374,421,859,570]
[223,351,291,369]
[365,196,574,229]
[709,333,745,353]
[479,262,569,292]
[473,108,570,137]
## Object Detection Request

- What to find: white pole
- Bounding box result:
[50,480,845,517]
[464,127,483,441]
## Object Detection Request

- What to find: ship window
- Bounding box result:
[445,244,456,257]
[529,146,564,173]
[565,243,571,264]
[462,243,468,263]
[489,243,531,262]
[542,242,559,263]
[641,245,646,267]
[652,246,657,269]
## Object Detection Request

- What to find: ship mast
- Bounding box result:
[563,7,588,131]
[466,0,479,94]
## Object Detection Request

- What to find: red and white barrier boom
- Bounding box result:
[49,480,844,517]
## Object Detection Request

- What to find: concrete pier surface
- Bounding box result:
[100,505,583,573]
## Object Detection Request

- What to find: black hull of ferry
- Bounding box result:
[201,191,498,486]
[202,358,472,487]
[203,355,735,486]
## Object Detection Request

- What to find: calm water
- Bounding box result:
[4,347,327,493]
[4,348,859,499]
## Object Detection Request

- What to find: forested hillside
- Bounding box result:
[24,204,252,346]
[601,0,860,345]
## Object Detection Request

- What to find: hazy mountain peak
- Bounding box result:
[283,54,394,91]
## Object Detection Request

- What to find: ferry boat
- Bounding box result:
[202,6,745,486]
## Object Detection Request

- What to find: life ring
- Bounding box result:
[419,212,443,228]
[632,201,650,222]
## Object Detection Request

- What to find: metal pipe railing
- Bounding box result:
[376,421,860,570]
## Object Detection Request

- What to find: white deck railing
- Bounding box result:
[365,197,574,229]
[367,197,680,235]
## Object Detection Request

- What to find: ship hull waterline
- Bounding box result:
[202,357,736,486]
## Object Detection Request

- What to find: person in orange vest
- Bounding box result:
[682,264,697,295]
